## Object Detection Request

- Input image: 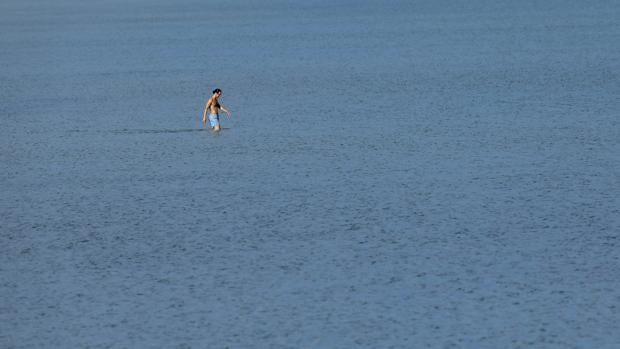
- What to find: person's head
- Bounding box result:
[213,88,222,96]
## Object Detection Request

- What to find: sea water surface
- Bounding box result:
[2,0,619,348]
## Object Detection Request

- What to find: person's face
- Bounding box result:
[217,91,222,97]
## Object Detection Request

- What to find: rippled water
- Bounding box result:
[2,0,619,348]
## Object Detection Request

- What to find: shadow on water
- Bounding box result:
[68,128,231,135]
[110,128,208,135]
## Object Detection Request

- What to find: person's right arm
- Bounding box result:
[202,98,212,122]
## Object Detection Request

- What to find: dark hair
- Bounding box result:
[213,88,222,94]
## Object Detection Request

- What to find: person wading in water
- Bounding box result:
[202,88,231,131]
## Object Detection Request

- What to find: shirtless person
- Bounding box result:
[202,88,231,131]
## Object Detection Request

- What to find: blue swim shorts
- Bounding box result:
[208,113,220,128]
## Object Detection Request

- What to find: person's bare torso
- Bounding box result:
[209,96,221,114]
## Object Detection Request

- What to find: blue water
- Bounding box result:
[2,0,619,347]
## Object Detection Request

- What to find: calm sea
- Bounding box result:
[2,0,619,347]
